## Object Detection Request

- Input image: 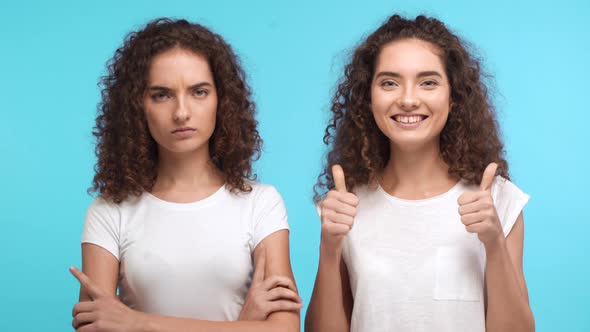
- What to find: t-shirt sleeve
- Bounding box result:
[491,176,530,237]
[81,197,121,260]
[251,185,290,249]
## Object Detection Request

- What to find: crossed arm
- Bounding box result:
[72,229,300,332]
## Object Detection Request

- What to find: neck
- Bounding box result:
[154,145,224,194]
[380,141,458,199]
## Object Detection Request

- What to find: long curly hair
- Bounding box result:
[90,18,261,203]
[314,14,509,202]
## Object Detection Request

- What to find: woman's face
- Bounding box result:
[370,38,451,151]
[143,48,218,155]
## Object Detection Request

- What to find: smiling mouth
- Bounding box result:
[391,114,429,124]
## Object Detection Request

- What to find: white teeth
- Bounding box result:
[394,115,424,124]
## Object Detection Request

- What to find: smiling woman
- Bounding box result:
[306,14,534,332]
[71,18,301,332]
[371,39,452,149]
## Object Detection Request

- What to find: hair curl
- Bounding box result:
[90,18,261,203]
[314,14,509,202]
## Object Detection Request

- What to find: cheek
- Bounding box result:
[143,112,164,143]
[196,98,218,133]
[370,106,391,138]
[425,93,450,118]
[143,109,155,131]
[371,88,393,116]
[371,90,397,129]
[143,102,171,137]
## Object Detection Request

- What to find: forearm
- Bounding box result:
[139,311,299,332]
[305,245,349,332]
[485,238,535,332]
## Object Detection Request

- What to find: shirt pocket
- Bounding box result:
[433,246,484,301]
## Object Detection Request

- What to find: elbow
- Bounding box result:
[526,312,536,332]
[518,318,536,332]
[487,313,535,332]
[520,309,536,332]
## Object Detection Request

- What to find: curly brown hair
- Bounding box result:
[314,14,509,202]
[90,18,261,203]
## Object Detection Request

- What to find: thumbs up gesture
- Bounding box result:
[319,165,360,252]
[70,267,143,332]
[457,163,503,247]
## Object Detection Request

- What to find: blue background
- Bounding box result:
[1,0,588,330]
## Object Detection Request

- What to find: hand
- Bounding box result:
[70,266,144,332]
[457,163,504,248]
[238,249,302,321]
[319,165,359,252]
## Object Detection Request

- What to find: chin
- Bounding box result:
[163,141,208,154]
[388,134,438,150]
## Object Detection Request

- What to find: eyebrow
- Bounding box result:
[147,82,214,91]
[374,71,443,79]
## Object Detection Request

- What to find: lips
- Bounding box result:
[171,127,196,139]
[172,127,196,134]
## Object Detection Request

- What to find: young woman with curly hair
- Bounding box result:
[69,18,301,332]
[306,15,534,332]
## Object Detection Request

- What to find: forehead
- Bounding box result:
[375,38,446,75]
[147,48,213,84]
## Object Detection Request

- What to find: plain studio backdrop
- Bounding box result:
[0,0,588,331]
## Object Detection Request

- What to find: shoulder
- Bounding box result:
[490,176,529,202]
[86,196,117,216]
[85,194,144,219]
[490,176,530,233]
[459,176,528,200]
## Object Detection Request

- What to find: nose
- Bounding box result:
[173,96,191,122]
[398,86,420,110]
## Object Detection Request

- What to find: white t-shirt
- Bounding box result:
[81,182,289,321]
[342,176,529,332]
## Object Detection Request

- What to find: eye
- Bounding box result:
[380,80,398,89]
[151,92,170,102]
[193,89,209,98]
[421,80,439,88]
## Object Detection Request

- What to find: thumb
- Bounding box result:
[252,247,266,284]
[332,164,347,193]
[480,163,498,191]
[69,266,106,300]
